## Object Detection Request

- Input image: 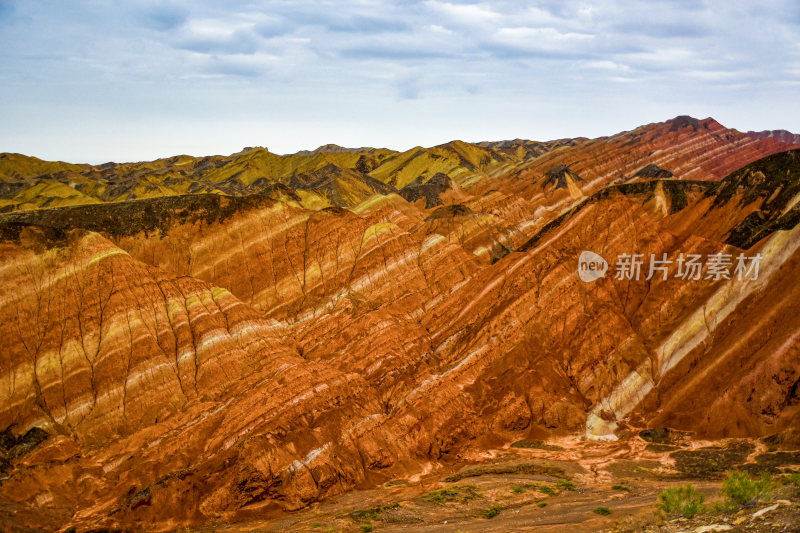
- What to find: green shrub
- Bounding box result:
[511,485,525,494]
[757,471,777,494]
[310,523,322,529]
[482,504,501,519]
[423,484,481,504]
[722,471,774,507]
[593,506,612,515]
[541,485,556,496]
[612,484,630,492]
[657,484,706,518]
[537,501,548,507]
[558,479,576,491]
[784,472,800,487]
[360,525,374,533]
[680,499,705,518]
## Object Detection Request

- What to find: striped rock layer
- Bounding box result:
[0,118,799,530]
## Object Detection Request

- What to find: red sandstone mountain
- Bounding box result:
[747,129,800,146]
[0,117,799,531]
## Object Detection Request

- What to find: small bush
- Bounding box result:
[537,501,548,507]
[482,504,501,519]
[558,479,576,491]
[593,506,612,515]
[540,486,556,496]
[612,484,630,492]
[757,471,777,494]
[360,525,374,533]
[310,523,322,529]
[511,485,525,494]
[657,484,706,518]
[722,471,758,506]
[784,472,800,487]
[722,471,773,507]
[680,499,704,518]
[712,500,735,513]
[423,484,481,504]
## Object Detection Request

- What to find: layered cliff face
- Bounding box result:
[1,118,799,531]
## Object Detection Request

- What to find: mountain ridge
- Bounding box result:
[1,119,800,531]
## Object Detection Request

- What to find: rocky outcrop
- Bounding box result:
[398,172,452,208]
[634,163,674,179]
[541,165,585,189]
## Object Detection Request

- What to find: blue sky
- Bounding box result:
[1,0,799,163]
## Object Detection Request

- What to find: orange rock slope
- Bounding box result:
[0,117,799,530]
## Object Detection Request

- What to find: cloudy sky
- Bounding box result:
[1,1,799,163]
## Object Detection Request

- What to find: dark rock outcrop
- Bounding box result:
[634,163,674,179]
[541,164,585,189]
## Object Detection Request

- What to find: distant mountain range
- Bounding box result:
[3,116,794,215]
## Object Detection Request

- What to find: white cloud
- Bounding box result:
[428,24,453,35]
[585,60,630,72]
[424,1,502,26]
[0,0,798,162]
[495,26,593,46]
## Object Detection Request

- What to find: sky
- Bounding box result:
[1,0,799,164]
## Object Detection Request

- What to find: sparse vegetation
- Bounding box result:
[537,501,548,507]
[511,485,525,494]
[481,504,501,519]
[593,506,612,515]
[722,471,774,507]
[657,483,706,518]
[612,484,630,492]
[784,472,800,488]
[524,482,556,495]
[360,525,374,533]
[558,479,576,491]
[443,461,566,482]
[310,522,322,529]
[635,466,649,473]
[423,484,481,504]
[350,504,398,522]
